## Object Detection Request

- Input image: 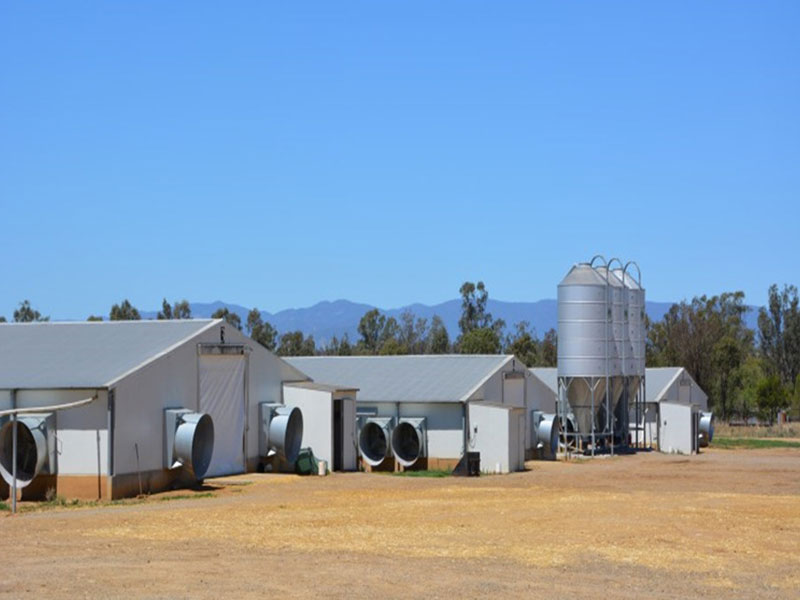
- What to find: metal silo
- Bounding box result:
[595,261,626,428]
[557,260,616,454]
[612,262,646,447]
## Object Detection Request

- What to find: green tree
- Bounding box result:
[173,300,191,319]
[13,300,49,322]
[399,310,428,354]
[277,331,315,356]
[712,335,746,421]
[211,307,242,331]
[647,292,753,417]
[540,328,558,367]
[426,315,450,354]
[504,321,539,366]
[379,337,407,355]
[732,356,765,423]
[459,327,502,354]
[456,281,505,352]
[87,315,104,322]
[0,316,6,323]
[458,281,492,334]
[109,299,141,321]
[357,309,385,354]
[756,375,789,425]
[323,334,353,356]
[158,298,191,319]
[356,309,404,354]
[246,308,277,351]
[758,284,800,391]
[157,298,172,320]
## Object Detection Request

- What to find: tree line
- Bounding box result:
[1,283,559,367]
[7,280,797,423]
[647,284,800,424]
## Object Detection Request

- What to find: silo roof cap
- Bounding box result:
[558,263,608,287]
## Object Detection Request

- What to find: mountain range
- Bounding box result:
[142,298,760,346]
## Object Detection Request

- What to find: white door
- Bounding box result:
[199,355,246,477]
[342,398,357,470]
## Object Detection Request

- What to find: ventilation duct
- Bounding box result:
[391,418,427,468]
[358,417,394,466]
[165,409,214,479]
[532,411,559,460]
[0,413,56,489]
[260,403,303,464]
[699,412,714,448]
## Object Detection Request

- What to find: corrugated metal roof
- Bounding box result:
[644,367,684,403]
[284,381,359,393]
[528,366,687,404]
[0,320,218,389]
[285,355,513,403]
[529,368,558,395]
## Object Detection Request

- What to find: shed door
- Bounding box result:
[341,398,357,470]
[199,355,246,477]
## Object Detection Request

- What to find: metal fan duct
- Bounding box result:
[359,418,393,466]
[0,414,54,488]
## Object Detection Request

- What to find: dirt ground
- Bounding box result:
[3,448,799,599]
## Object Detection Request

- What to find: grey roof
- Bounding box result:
[644,367,684,403]
[528,366,687,404]
[284,381,359,393]
[529,368,558,395]
[285,355,514,403]
[0,320,218,389]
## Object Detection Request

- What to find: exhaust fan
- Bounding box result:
[391,418,427,468]
[0,413,56,488]
[358,417,394,467]
[260,403,303,464]
[165,409,214,479]
[698,412,714,447]
[532,411,560,460]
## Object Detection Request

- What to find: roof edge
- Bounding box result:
[458,355,516,402]
[103,319,222,388]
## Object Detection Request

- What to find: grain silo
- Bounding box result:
[557,256,645,455]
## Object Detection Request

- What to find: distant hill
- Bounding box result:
[142,298,759,346]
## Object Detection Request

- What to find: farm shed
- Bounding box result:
[283,382,358,472]
[659,401,701,455]
[0,319,309,500]
[286,355,548,473]
[528,366,709,452]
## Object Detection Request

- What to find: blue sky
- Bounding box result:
[1,1,798,319]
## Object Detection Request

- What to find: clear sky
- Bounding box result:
[1,1,798,319]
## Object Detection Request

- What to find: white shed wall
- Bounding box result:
[524,371,558,452]
[112,322,307,476]
[284,386,333,466]
[659,373,708,411]
[660,402,698,455]
[469,402,522,473]
[0,389,109,476]
[358,402,465,459]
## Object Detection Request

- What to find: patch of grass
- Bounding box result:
[714,423,799,439]
[0,501,9,511]
[391,469,451,478]
[712,437,800,450]
[158,492,214,502]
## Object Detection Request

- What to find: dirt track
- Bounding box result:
[3,448,799,599]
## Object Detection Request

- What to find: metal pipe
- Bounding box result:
[11,390,17,514]
[0,395,97,418]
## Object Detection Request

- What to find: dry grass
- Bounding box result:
[2,449,799,599]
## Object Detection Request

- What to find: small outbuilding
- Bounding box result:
[286,355,551,473]
[283,382,359,472]
[528,366,708,452]
[0,319,309,500]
